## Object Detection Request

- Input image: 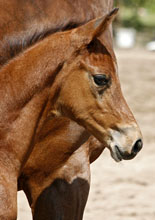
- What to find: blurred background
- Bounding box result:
[114,0,155,50]
[17,1,155,219]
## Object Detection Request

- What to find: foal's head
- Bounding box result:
[50,9,143,162]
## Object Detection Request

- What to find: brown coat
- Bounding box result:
[0,1,142,219]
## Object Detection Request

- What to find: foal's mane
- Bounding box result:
[0,22,80,68]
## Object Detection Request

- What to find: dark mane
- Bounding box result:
[0,22,80,68]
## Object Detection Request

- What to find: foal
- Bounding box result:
[0,9,142,219]
[18,9,142,220]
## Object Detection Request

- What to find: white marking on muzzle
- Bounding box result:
[107,123,142,162]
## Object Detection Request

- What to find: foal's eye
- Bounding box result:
[93,74,109,86]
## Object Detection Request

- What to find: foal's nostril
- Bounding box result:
[132,139,143,154]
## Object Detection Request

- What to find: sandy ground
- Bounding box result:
[17,48,155,220]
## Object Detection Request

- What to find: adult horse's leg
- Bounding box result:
[22,143,90,220]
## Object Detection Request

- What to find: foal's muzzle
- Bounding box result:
[115,138,143,161]
[109,125,143,162]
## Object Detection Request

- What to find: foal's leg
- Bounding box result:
[0,166,17,220]
[23,145,90,220]
[33,177,90,220]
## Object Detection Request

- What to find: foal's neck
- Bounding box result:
[0,30,79,172]
[0,31,75,120]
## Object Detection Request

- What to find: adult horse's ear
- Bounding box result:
[72,8,119,47]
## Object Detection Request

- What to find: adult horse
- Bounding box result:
[0,1,143,220]
[0,0,114,68]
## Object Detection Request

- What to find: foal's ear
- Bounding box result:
[72,8,119,46]
[92,8,119,38]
